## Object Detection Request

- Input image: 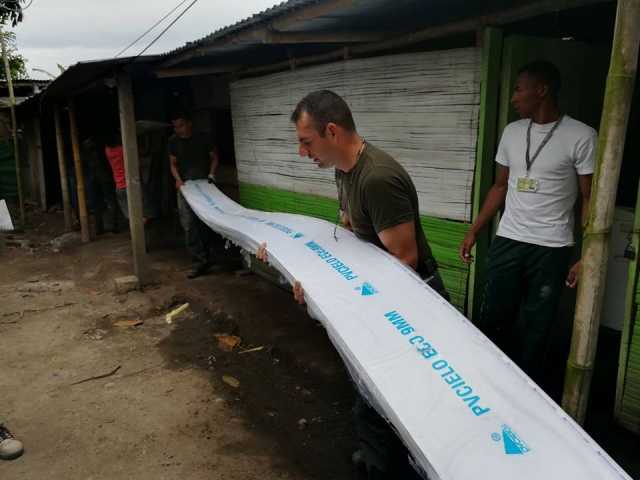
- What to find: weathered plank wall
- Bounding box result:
[229,48,480,309]
[230,48,481,221]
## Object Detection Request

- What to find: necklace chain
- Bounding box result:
[334,138,366,241]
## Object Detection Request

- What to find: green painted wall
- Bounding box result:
[468,27,503,320]
[617,278,640,432]
[239,183,470,310]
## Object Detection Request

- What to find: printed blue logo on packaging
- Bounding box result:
[357,282,378,296]
[499,425,530,455]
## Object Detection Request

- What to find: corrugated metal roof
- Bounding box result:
[159,0,480,68]
[14,55,159,113]
[163,0,318,57]
[40,55,159,100]
[161,0,524,68]
[161,0,616,71]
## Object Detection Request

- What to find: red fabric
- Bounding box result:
[105,145,126,189]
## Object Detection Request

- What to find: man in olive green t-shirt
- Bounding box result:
[257,90,446,480]
[334,143,441,285]
[289,90,447,480]
[290,90,448,299]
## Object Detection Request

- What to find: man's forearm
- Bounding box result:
[384,241,419,269]
[581,197,590,228]
[209,152,219,176]
[577,174,593,230]
[378,222,419,270]
[170,159,182,183]
[396,249,418,270]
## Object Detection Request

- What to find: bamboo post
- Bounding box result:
[68,98,90,243]
[1,30,24,226]
[54,105,73,231]
[562,0,640,424]
[117,71,148,284]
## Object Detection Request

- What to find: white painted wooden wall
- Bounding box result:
[230,48,480,221]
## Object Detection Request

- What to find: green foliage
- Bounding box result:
[6,52,25,79]
[0,0,24,27]
[0,31,26,80]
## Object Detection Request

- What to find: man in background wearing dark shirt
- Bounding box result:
[169,112,219,278]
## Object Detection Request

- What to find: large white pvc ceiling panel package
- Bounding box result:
[181,180,631,480]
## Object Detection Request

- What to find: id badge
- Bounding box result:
[517,177,539,193]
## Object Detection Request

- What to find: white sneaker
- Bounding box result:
[0,425,24,460]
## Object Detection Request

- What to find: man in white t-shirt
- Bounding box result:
[459,60,596,383]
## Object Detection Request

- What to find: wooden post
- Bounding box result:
[117,71,148,284]
[562,0,640,424]
[32,116,46,211]
[1,30,24,226]
[467,27,503,319]
[68,98,90,243]
[54,105,73,231]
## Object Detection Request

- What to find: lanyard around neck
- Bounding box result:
[525,115,564,174]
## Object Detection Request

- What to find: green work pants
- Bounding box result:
[478,236,572,383]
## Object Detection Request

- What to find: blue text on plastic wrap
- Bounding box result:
[305,240,359,281]
[384,310,491,417]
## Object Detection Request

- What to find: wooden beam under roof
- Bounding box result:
[159,29,391,70]
[155,65,240,78]
[262,30,390,44]
[180,28,392,55]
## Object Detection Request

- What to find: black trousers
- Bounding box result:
[478,236,572,383]
[177,191,211,268]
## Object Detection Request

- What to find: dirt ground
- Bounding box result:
[2,206,639,480]
[0,208,359,480]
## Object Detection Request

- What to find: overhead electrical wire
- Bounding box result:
[132,0,200,60]
[114,0,190,58]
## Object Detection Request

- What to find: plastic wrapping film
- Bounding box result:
[182,180,631,480]
[0,199,13,231]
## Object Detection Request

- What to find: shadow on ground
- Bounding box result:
[157,293,359,480]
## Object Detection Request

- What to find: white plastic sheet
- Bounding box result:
[0,199,14,231]
[182,180,630,480]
